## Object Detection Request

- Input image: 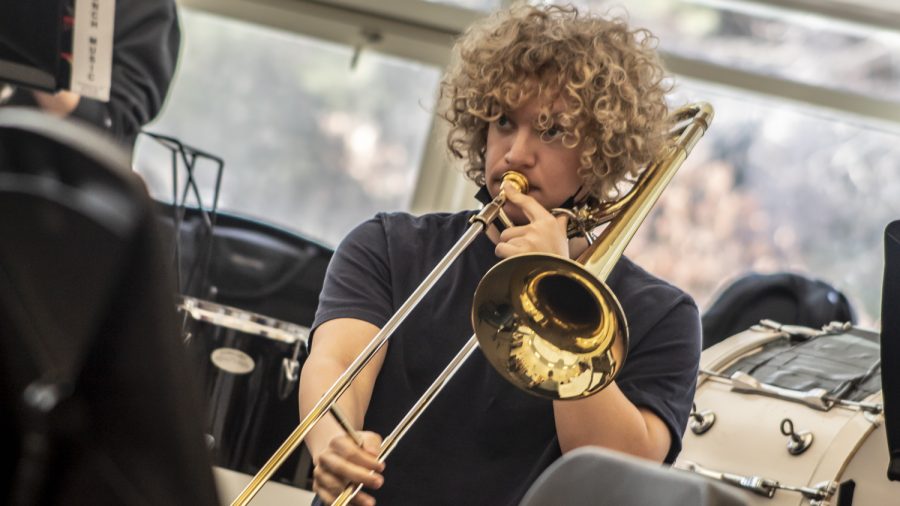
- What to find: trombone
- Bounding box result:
[231,102,713,506]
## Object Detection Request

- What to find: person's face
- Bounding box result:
[483,94,584,225]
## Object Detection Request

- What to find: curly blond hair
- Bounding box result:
[441,4,672,200]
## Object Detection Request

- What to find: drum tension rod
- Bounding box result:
[754,319,857,344]
[679,461,837,503]
[824,396,883,415]
[699,369,883,414]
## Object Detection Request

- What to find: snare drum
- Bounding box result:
[677,321,899,505]
[178,296,310,486]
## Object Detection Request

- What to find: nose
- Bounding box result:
[504,128,537,170]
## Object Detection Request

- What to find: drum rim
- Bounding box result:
[178,295,308,344]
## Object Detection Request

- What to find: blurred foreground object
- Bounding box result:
[1,0,181,149]
[519,446,747,506]
[0,108,218,505]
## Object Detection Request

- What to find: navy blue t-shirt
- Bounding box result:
[311,211,700,506]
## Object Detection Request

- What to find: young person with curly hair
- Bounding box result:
[299,5,701,505]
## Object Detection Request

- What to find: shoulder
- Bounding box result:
[337,210,474,259]
[376,210,474,235]
[609,256,695,306]
[364,211,474,250]
[609,257,699,344]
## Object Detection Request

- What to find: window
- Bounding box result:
[576,0,900,101]
[143,2,900,325]
[630,82,900,324]
[135,9,442,246]
[423,0,503,11]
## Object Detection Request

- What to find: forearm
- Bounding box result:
[553,381,670,462]
[299,355,373,462]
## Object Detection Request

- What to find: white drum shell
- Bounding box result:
[677,327,900,505]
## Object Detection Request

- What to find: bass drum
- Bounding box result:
[677,321,900,505]
[179,296,310,486]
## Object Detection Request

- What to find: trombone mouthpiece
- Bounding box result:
[501,171,529,194]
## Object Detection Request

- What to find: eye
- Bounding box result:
[495,114,512,129]
[542,125,564,141]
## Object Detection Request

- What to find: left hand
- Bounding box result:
[495,183,569,259]
[31,90,81,117]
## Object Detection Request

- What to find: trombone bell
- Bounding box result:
[473,253,627,400]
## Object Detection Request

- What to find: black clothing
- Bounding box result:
[4,0,180,149]
[312,211,701,506]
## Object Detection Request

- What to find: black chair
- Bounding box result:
[701,271,856,349]
[518,447,748,506]
[0,108,219,505]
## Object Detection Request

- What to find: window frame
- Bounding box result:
[174,0,900,214]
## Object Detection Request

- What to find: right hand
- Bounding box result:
[313,431,385,506]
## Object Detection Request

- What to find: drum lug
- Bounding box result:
[282,358,300,381]
[279,358,301,400]
[278,340,305,400]
[781,418,814,455]
[863,409,882,424]
[689,402,716,435]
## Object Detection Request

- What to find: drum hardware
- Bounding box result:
[753,319,828,340]
[689,402,716,435]
[678,461,838,505]
[753,319,852,342]
[700,369,831,410]
[685,323,898,505]
[278,339,306,401]
[700,369,885,415]
[229,103,715,506]
[780,418,813,455]
[728,372,832,410]
[22,381,66,413]
[178,296,311,485]
[829,397,883,415]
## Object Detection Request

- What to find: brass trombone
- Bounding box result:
[230,102,713,506]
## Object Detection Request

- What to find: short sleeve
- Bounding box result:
[310,216,394,347]
[615,296,701,463]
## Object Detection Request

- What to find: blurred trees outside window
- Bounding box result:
[630,84,900,324]
[134,10,440,247]
[561,0,900,324]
